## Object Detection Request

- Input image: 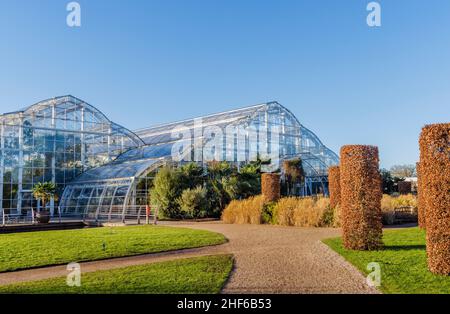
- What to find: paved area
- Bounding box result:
[0,222,379,294]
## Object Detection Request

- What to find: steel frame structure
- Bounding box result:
[1,96,339,223]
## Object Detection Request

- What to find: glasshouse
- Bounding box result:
[0,95,339,222]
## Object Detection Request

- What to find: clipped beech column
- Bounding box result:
[416,162,426,229]
[419,123,450,275]
[340,145,383,250]
[261,173,281,202]
[328,166,341,209]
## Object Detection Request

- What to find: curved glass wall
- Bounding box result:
[2,96,338,222]
[0,95,143,216]
[135,101,339,177]
[59,102,339,221]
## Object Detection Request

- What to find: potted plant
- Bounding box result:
[32,182,58,224]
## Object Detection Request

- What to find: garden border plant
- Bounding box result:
[222,195,334,228]
[416,161,426,229]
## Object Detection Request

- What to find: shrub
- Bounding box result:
[177,186,208,219]
[318,198,334,227]
[419,123,450,275]
[328,166,341,209]
[206,161,233,215]
[340,145,383,251]
[178,163,205,190]
[221,195,267,225]
[150,166,182,218]
[223,162,261,200]
[261,202,277,224]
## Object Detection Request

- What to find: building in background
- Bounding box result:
[1,96,338,221]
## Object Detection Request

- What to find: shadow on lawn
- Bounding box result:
[383,244,425,251]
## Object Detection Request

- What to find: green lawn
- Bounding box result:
[0,225,226,272]
[324,227,450,294]
[0,255,233,294]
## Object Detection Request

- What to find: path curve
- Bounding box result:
[0,222,379,294]
[164,222,380,294]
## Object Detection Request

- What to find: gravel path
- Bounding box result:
[163,222,380,294]
[0,222,379,294]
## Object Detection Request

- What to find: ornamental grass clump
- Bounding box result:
[273,197,298,226]
[416,162,426,229]
[419,123,450,275]
[381,194,418,225]
[381,194,418,211]
[274,197,332,227]
[221,195,267,225]
[340,145,383,251]
[223,196,334,227]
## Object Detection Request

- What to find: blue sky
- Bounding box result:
[0,0,449,168]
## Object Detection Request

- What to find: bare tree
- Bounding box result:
[390,164,416,178]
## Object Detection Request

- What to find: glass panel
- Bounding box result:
[110,186,128,217]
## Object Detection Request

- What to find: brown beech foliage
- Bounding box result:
[340,145,383,250]
[419,123,450,275]
[416,162,426,229]
[328,166,341,209]
[261,173,281,202]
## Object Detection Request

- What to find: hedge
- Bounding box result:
[261,173,281,202]
[419,123,450,275]
[328,166,341,209]
[340,145,383,250]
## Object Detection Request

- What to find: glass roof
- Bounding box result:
[0,95,144,148]
[62,100,339,186]
[58,99,340,221]
[69,158,162,184]
[133,101,339,175]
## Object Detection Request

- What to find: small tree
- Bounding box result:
[380,169,394,194]
[32,182,58,212]
[178,186,208,219]
[150,166,183,218]
[224,160,262,200]
[178,162,205,190]
[390,164,416,179]
[206,161,233,215]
